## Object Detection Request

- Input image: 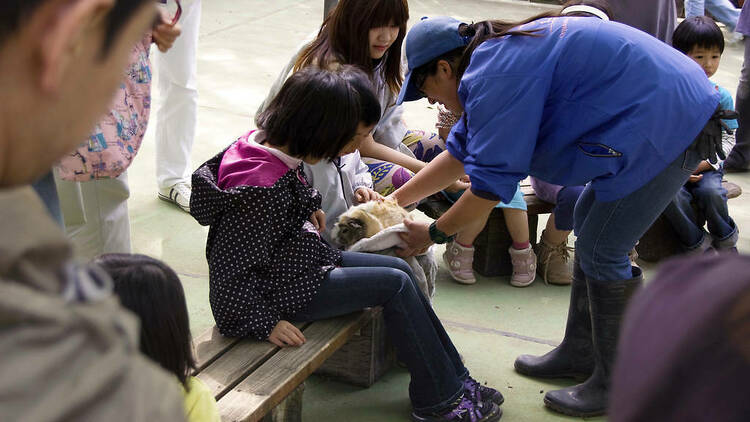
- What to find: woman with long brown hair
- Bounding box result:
[259,0,537,287]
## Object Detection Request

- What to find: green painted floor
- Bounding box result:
[122,1,750,420]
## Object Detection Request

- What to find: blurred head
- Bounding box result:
[94,253,195,387]
[0,0,157,187]
[294,0,409,93]
[673,16,724,78]
[255,66,380,163]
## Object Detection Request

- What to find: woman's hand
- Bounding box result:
[268,321,306,347]
[152,9,182,53]
[354,187,382,203]
[309,209,326,232]
[396,219,432,257]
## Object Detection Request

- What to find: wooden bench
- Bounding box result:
[418,180,555,277]
[193,308,390,422]
[636,180,743,262]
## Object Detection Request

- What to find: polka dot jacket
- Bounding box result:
[190,143,342,340]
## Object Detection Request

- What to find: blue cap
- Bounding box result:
[397,16,469,105]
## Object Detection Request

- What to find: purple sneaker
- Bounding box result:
[464,377,504,406]
[411,396,502,422]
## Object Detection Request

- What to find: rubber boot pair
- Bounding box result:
[514,260,643,417]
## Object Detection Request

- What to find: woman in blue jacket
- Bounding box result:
[391,9,725,418]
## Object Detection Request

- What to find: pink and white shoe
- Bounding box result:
[509,245,537,287]
[443,241,477,285]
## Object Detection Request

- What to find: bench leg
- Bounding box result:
[261,383,305,422]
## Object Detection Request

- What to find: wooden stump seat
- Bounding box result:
[418,179,555,277]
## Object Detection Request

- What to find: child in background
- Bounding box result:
[95,253,221,422]
[664,16,740,253]
[302,149,380,246]
[191,67,503,422]
[436,106,537,287]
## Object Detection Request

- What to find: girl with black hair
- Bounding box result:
[191,66,503,422]
[96,253,221,422]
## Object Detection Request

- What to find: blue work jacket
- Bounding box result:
[447,17,720,203]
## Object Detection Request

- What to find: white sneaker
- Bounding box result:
[158,182,191,213]
[727,31,744,45]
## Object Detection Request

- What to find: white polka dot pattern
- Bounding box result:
[190,147,342,340]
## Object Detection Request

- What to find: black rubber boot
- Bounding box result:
[514,259,594,381]
[543,266,643,417]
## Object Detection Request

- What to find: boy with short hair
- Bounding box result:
[664,15,740,252]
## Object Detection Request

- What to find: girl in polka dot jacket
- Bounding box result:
[190,66,503,422]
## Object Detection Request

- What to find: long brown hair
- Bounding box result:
[293,0,409,94]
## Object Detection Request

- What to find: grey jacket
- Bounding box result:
[613,0,676,44]
[304,151,373,246]
[0,187,185,422]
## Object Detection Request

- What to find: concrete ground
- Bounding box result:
[124,1,750,420]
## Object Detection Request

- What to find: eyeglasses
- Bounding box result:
[412,69,427,98]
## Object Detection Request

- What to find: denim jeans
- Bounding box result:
[662,168,738,248]
[686,0,740,31]
[685,0,740,31]
[293,251,467,414]
[555,185,585,231]
[727,39,750,168]
[574,149,702,281]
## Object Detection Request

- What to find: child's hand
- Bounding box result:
[693,160,713,175]
[309,209,326,232]
[268,320,306,347]
[152,9,182,53]
[688,174,704,183]
[354,187,382,203]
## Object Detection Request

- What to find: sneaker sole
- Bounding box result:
[442,252,476,285]
[158,192,190,213]
[509,278,535,287]
[411,405,503,422]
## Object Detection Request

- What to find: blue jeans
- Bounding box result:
[293,251,467,414]
[686,0,740,31]
[574,149,702,281]
[662,168,738,249]
[554,185,585,231]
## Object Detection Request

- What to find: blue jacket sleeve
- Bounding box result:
[447,75,549,203]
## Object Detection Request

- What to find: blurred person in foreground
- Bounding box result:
[0,0,185,420]
[610,253,750,421]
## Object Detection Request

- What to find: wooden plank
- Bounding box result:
[193,326,242,372]
[260,383,304,422]
[198,322,311,400]
[217,311,371,422]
